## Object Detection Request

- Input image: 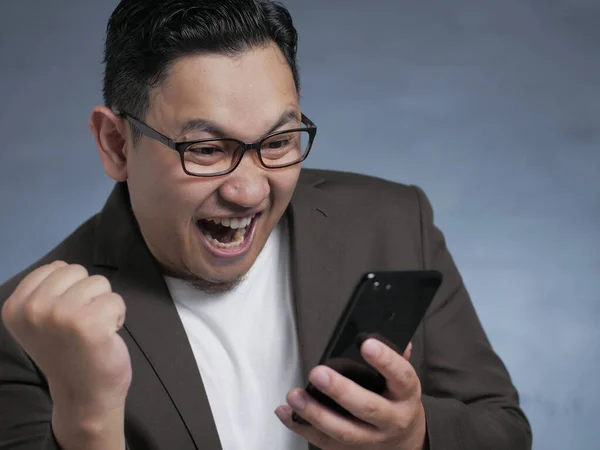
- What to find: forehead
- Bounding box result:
[149,43,299,139]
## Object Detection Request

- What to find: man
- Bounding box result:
[0,1,532,449]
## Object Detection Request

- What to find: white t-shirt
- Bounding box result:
[165,219,306,450]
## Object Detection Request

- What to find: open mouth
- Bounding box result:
[196,214,259,253]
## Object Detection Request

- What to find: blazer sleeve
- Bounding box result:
[0,310,62,450]
[0,318,131,450]
[412,186,533,449]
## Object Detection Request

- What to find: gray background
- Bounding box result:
[1,1,598,448]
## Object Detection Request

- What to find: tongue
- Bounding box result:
[200,221,238,244]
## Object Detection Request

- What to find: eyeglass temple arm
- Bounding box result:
[113,109,174,149]
[301,113,316,129]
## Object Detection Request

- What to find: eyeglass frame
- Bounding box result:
[114,110,317,177]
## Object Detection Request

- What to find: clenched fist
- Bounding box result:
[1,261,131,449]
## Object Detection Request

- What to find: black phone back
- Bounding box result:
[297,270,442,422]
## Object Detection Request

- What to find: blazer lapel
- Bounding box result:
[92,173,362,450]
[288,173,361,380]
[94,183,222,450]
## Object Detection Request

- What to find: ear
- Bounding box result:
[88,106,129,182]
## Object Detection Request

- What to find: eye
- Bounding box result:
[265,139,289,149]
[184,143,230,166]
[262,133,299,152]
[189,146,221,156]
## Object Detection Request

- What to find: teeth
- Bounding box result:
[205,227,248,249]
[238,216,251,228]
[206,215,254,230]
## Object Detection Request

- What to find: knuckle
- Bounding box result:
[48,304,75,329]
[326,376,346,399]
[395,413,413,431]
[379,346,395,370]
[88,275,112,293]
[22,300,47,326]
[361,398,381,422]
[107,292,125,306]
[399,366,415,385]
[57,312,83,335]
[50,260,67,268]
[392,403,420,431]
[16,266,51,293]
[62,314,105,344]
[102,293,126,314]
[86,327,112,345]
[1,298,17,322]
[39,262,62,273]
[337,429,361,445]
[304,402,324,423]
[65,264,89,279]
[51,306,86,333]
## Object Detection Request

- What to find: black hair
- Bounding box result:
[102,0,299,142]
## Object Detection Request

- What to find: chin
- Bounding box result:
[180,258,252,293]
[187,276,244,294]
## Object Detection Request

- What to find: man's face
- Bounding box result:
[123,44,301,288]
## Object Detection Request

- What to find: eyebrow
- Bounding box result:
[177,109,301,141]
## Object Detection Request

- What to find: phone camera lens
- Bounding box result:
[373,282,380,289]
[386,284,392,291]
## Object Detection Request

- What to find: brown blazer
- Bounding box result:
[0,169,532,450]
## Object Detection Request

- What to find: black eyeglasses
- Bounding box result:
[115,110,317,177]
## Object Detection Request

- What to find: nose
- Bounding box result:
[218,153,270,209]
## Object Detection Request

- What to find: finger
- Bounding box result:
[32,264,89,300]
[283,388,380,446]
[307,365,396,429]
[51,293,126,348]
[62,275,113,307]
[276,405,335,449]
[85,293,127,334]
[403,342,413,360]
[9,261,67,303]
[361,339,419,400]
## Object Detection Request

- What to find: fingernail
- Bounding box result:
[275,405,291,421]
[310,369,330,390]
[362,339,381,357]
[288,391,307,411]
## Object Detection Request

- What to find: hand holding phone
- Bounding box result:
[291,270,441,425]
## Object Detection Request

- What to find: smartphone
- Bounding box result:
[291,270,442,425]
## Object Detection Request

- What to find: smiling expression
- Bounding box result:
[104,43,303,289]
